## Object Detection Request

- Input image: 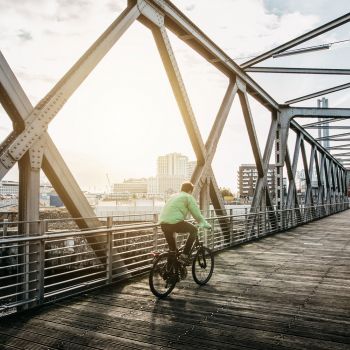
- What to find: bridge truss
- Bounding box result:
[0,1,349,234]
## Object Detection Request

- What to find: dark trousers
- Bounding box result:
[161,221,197,255]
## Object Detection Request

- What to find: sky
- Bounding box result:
[0,0,349,193]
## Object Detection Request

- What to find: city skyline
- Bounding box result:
[0,0,349,193]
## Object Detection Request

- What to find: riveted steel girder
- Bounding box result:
[0,4,141,176]
[137,0,280,111]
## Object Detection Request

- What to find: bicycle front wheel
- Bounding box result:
[149,253,177,298]
[192,246,214,285]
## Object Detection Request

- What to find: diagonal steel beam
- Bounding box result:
[281,108,346,169]
[245,67,350,75]
[332,152,350,156]
[237,80,264,176]
[306,126,350,130]
[191,80,238,198]
[285,82,350,105]
[317,153,325,205]
[0,4,141,177]
[302,118,346,127]
[305,144,316,206]
[237,80,275,210]
[321,138,350,141]
[0,50,100,229]
[251,113,278,211]
[241,13,350,68]
[327,144,350,150]
[150,18,228,218]
[142,0,279,110]
[286,134,302,209]
[316,131,350,140]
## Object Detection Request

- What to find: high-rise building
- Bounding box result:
[156,153,191,194]
[157,153,188,177]
[186,160,197,180]
[237,164,276,199]
[147,177,158,196]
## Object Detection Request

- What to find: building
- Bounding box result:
[156,153,191,194]
[0,181,53,198]
[186,160,197,180]
[147,177,158,196]
[157,153,188,177]
[0,181,19,196]
[113,178,148,197]
[237,164,276,199]
[158,175,186,195]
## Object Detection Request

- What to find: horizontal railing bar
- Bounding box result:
[44,263,106,280]
[44,248,106,262]
[0,261,38,270]
[44,256,105,271]
[44,277,107,299]
[0,298,38,311]
[0,288,38,301]
[44,270,106,289]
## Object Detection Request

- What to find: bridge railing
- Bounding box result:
[0,202,348,317]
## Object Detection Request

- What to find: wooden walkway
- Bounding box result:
[1,211,350,350]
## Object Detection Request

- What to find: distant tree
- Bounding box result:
[220,187,233,197]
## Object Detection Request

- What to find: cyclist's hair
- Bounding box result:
[181,181,194,193]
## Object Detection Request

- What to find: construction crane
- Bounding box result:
[105,174,111,193]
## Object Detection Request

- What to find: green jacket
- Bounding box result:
[159,191,211,228]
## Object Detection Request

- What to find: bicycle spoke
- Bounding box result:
[192,246,214,285]
[149,254,177,298]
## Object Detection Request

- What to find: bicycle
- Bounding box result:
[149,231,214,298]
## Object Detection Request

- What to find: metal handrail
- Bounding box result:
[0,201,348,317]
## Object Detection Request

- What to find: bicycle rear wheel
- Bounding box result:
[149,253,177,298]
[192,246,214,285]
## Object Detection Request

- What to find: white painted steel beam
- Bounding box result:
[241,13,350,68]
[285,82,350,105]
[245,67,350,75]
[306,126,350,129]
[302,118,346,127]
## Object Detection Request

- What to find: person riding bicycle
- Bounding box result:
[159,181,211,265]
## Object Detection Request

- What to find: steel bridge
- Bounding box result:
[0,1,350,349]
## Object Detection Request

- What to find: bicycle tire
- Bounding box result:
[192,246,214,285]
[149,252,177,298]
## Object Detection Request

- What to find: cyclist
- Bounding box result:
[159,181,211,265]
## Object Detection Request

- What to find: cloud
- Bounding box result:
[17,29,33,42]
[106,1,124,12]
[185,4,196,12]
[55,0,93,21]
[16,70,56,84]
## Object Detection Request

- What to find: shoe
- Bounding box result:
[178,254,191,266]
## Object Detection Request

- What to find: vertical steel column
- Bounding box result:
[17,152,40,311]
[199,177,210,217]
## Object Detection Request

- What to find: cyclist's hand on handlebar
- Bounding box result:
[199,221,212,229]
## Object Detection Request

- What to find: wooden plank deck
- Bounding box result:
[1,210,349,350]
